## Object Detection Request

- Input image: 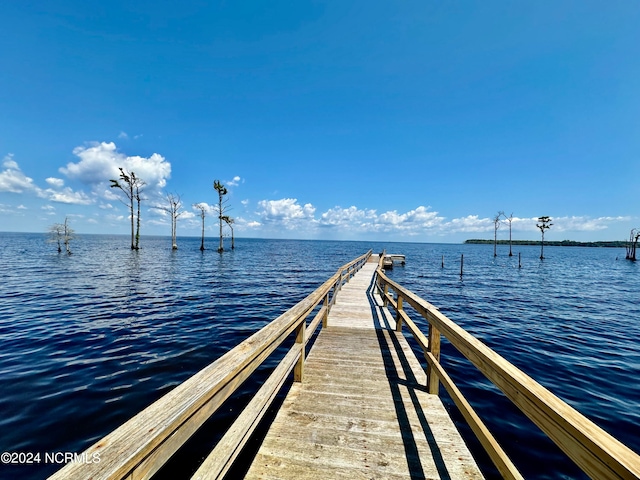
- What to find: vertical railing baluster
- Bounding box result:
[322,293,329,328]
[427,314,441,394]
[294,320,306,382]
[396,295,403,332]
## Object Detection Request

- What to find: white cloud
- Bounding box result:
[443,215,493,233]
[257,198,316,229]
[3,156,19,170]
[0,155,37,193]
[550,215,631,233]
[226,176,242,187]
[320,206,377,228]
[318,205,445,236]
[118,131,129,139]
[60,142,171,196]
[45,177,65,187]
[253,202,489,236]
[148,218,169,226]
[105,214,125,222]
[38,187,93,205]
[41,205,56,215]
[192,202,215,214]
[376,206,444,231]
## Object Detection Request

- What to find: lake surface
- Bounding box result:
[0,233,638,479]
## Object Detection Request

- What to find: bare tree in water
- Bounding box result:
[193,203,208,251]
[222,215,235,250]
[493,211,503,257]
[505,212,514,256]
[63,217,74,254]
[48,223,64,253]
[213,180,229,253]
[153,193,183,250]
[110,168,145,250]
[536,216,553,259]
[48,217,74,254]
[626,228,639,261]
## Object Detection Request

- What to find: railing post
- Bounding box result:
[395,295,403,332]
[294,320,306,382]
[383,283,389,307]
[427,319,441,394]
[322,293,329,328]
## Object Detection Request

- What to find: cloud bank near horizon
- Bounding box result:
[0,144,634,240]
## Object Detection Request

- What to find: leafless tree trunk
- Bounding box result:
[48,218,74,254]
[626,228,639,261]
[110,168,145,250]
[222,215,235,250]
[154,193,183,249]
[536,216,553,260]
[63,217,74,255]
[213,180,229,253]
[48,223,64,253]
[505,212,514,256]
[193,203,207,251]
[493,211,503,257]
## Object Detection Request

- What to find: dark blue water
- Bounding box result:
[0,233,638,479]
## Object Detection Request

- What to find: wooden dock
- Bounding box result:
[245,257,483,479]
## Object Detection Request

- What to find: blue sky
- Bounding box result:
[1,1,638,242]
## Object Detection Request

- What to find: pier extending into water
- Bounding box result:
[50,252,640,479]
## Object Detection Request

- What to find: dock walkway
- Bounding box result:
[245,257,483,479]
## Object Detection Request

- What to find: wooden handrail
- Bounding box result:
[50,251,372,480]
[376,267,640,480]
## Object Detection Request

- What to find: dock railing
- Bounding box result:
[375,259,640,480]
[50,251,372,480]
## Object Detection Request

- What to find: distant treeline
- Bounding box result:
[464,239,628,248]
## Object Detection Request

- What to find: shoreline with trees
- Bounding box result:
[464,239,629,248]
